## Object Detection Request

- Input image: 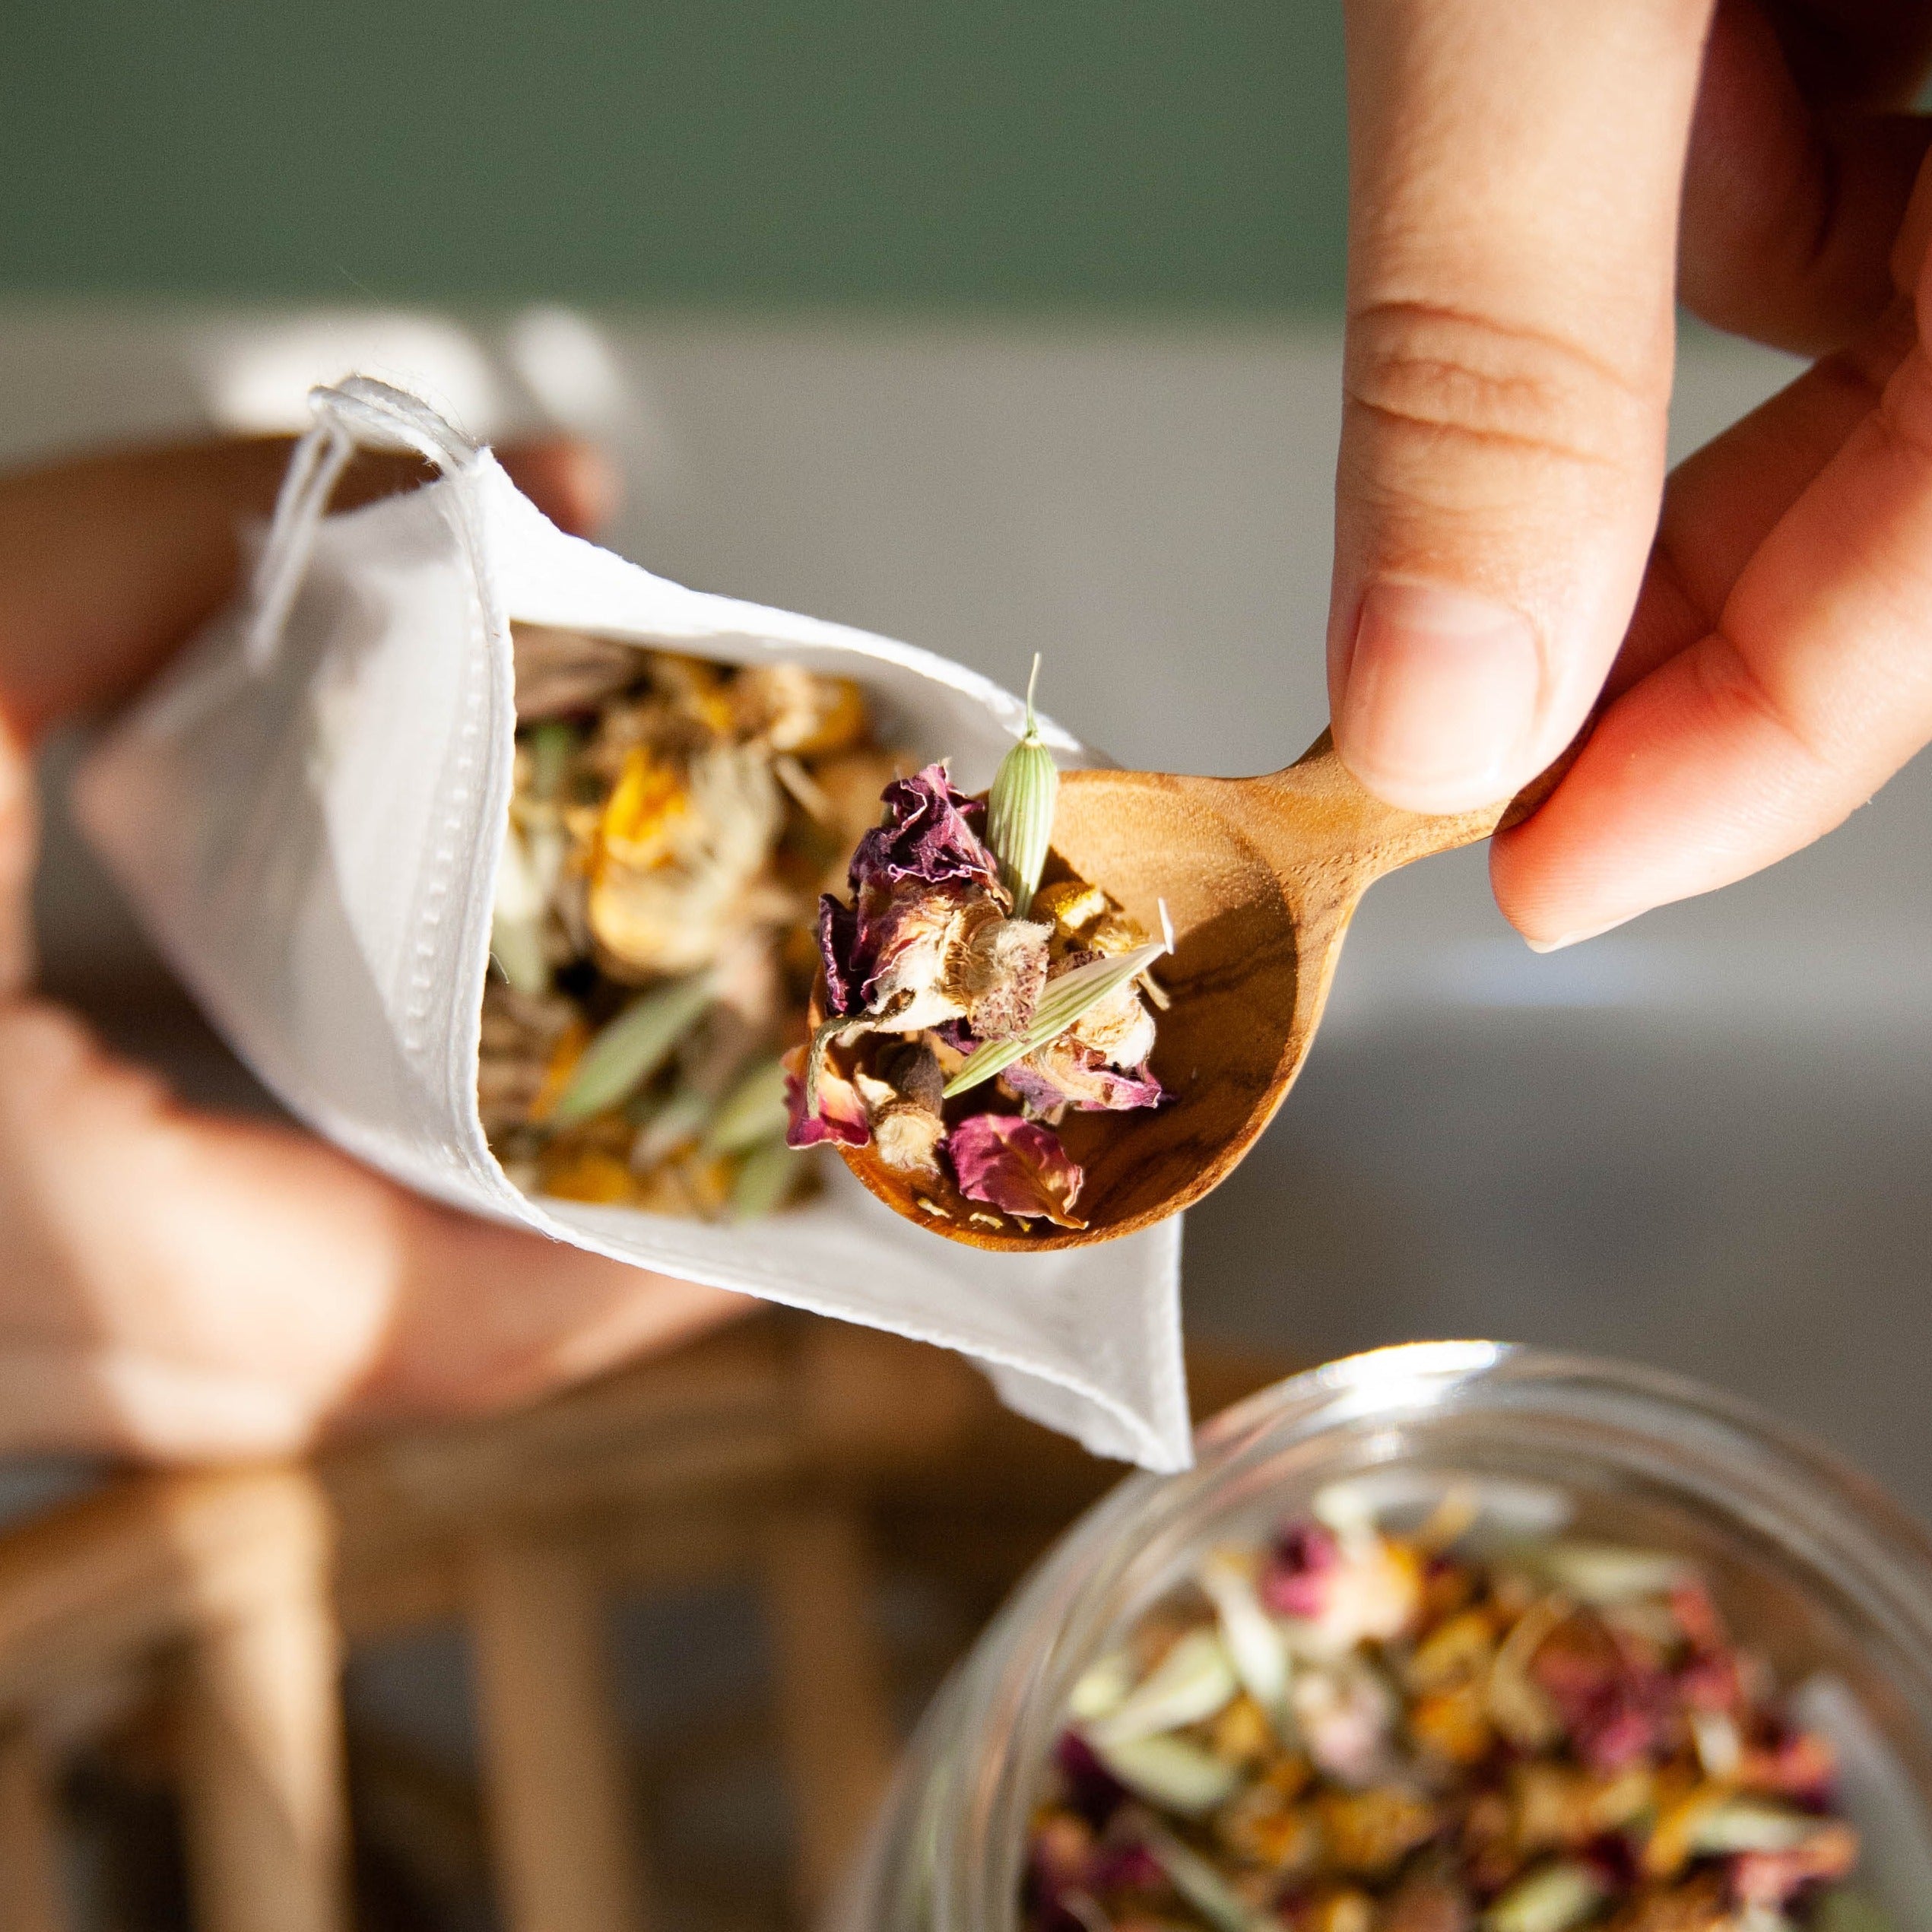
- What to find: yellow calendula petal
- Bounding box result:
[600,746,689,869]
[1032,878,1107,934]
[536,1147,636,1205]
[526,1017,589,1124]
[787,676,868,755]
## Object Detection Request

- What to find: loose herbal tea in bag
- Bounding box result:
[74,380,1190,1470]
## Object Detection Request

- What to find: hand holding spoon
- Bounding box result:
[836,730,1559,1251]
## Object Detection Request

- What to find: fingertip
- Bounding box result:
[499,436,621,538]
[1520,914,1636,953]
[1333,579,1546,814]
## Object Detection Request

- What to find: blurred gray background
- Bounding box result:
[2,3,1928,1550]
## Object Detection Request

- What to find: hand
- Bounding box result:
[0,435,745,1460]
[1328,0,1932,947]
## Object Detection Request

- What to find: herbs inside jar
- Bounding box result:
[1028,1490,1880,1932]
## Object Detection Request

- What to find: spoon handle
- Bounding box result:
[1248,728,1577,892]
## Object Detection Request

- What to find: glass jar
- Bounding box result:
[842,1341,1932,1930]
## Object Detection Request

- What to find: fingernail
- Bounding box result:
[1524,914,1635,954]
[1338,579,1541,811]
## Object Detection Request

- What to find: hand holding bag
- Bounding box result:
[75,379,1191,1469]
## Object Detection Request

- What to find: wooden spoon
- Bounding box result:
[833,729,1561,1252]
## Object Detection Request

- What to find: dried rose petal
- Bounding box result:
[1677,1650,1742,1714]
[818,896,863,1017]
[1738,1727,1837,1804]
[1027,1811,1096,1899]
[1730,1822,1858,1907]
[782,1043,869,1149]
[947,1112,1086,1228]
[1531,1610,1676,1772]
[1261,1521,1343,1619]
[849,761,999,895]
[1087,1841,1165,1894]
[857,883,978,1027]
[1005,1041,1164,1115]
[1053,1731,1128,1829]
[816,768,1006,1027]
[816,763,996,1023]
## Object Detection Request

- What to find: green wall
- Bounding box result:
[0,2,1347,310]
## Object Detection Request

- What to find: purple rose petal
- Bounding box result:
[1005,1049,1163,1116]
[817,895,863,1019]
[849,762,998,895]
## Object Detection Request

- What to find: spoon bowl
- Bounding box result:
[836,731,1546,1249]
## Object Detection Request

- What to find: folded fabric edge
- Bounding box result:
[535,1198,1194,1474]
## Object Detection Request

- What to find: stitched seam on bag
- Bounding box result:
[398,478,495,1180]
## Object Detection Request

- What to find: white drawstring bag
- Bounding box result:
[73,379,1191,1470]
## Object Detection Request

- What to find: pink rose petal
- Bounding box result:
[783,1043,871,1149]
[946,1112,1086,1228]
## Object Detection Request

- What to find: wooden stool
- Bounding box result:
[0,1317,1291,1931]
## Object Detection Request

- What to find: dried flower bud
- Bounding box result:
[944,905,1172,1099]
[985,656,1059,918]
[960,915,1052,1039]
[857,1042,947,1179]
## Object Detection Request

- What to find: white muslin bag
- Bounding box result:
[72,379,1191,1470]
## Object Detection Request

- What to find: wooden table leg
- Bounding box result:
[0,1724,68,1932]
[467,1530,649,1932]
[175,1470,347,1932]
[762,1497,897,1914]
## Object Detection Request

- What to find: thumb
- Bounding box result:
[0,712,32,998]
[1331,0,1712,813]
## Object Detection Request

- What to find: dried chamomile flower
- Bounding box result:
[855,1041,947,1180]
[482,627,891,1221]
[731,662,869,756]
[589,744,787,977]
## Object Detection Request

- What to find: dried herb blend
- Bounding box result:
[788,667,1167,1233]
[1026,1496,1880,1932]
[481,624,898,1220]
